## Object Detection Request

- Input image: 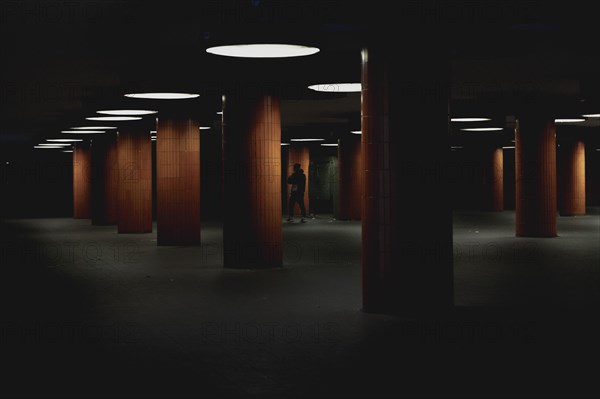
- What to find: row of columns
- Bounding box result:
[481,137,586,220]
[74,114,365,237]
[71,44,590,315]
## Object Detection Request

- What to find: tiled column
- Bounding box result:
[222,94,282,268]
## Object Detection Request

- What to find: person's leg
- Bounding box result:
[288,194,296,220]
[298,194,306,219]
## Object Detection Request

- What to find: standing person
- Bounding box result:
[287,163,307,223]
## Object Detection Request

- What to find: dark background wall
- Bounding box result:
[0,150,73,219]
[308,149,338,216]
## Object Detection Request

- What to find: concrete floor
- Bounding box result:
[1,211,598,397]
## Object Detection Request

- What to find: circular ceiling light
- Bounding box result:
[97,110,157,116]
[460,127,504,132]
[350,130,362,135]
[86,116,141,121]
[62,130,105,134]
[451,118,491,122]
[290,138,325,142]
[555,118,585,123]
[46,139,83,142]
[71,126,117,130]
[206,44,320,58]
[582,114,600,118]
[125,93,200,100]
[308,83,361,93]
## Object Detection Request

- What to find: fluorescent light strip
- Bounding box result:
[206,44,319,58]
[125,93,199,100]
[199,126,211,130]
[460,127,504,132]
[38,143,70,146]
[280,143,290,146]
[150,130,157,134]
[555,118,585,123]
[451,118,491,122]
[71,126,117,130]
[308,83,361,93]
[321,143,338,147]
[450,146,464,149]
[216,111,223,115]
[582,114,600,118]
[350,130,362,135]
[502,146,515,149]
[62,150,73,153]
[34,145,64,149]
[47,139,83,142]
[290,138,325,142]
[97,110,157,116]
[62,130,105,134]
[86,116,142,121]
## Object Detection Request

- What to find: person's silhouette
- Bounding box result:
[287,163,307,223]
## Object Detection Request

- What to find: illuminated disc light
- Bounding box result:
[350,130,362,135]
[206,44,320,58]
[62,130,105,134]
[582,114,600,118]
[460,127,504,132]
[290,138,325,142]
[321,143,338,147]
[97,110,157,116]
[86,116,142,121]
[308,83,361,93]
[71,126,117,130]
[555,118,585,123]
[199,126,211,130]
[47,139,83,142]
[125,93,199,100]
[450,118,491,122]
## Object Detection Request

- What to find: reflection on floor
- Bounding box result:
[0,211,598,397]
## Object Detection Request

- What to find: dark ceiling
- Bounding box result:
[1,0,599,154]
